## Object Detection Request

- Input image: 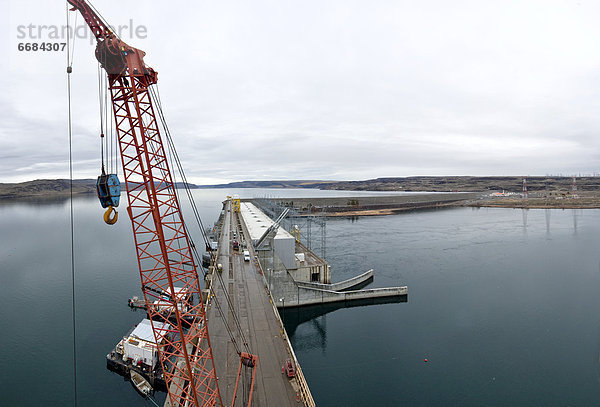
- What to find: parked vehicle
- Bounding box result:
[283,358,296,378]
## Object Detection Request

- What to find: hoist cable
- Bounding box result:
[97,63,105,172]
[68,12,77,67]
[135,89,243,355]
[104,73,111,173]
[87,0,119,39]
[65,2,78,406]
[148,89,247,353]
[149,85,252,353]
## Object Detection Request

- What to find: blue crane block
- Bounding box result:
[96,173,121,208]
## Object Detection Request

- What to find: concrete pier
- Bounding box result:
[163,197,406,406]
[239,202,408,309]
[297,269,375,291]
[201,200,314,407]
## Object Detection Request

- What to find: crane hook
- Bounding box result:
[103,206,118,225]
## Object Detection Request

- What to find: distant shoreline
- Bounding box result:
[251,192,600,217]
[469,196,600,210]
[2,177,600,213]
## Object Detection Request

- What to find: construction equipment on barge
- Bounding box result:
[66,1,258,405]
[106,319,167,391]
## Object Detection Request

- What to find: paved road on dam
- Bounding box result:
[205,201,306,407]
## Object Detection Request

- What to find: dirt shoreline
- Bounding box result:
[324,201,465,216]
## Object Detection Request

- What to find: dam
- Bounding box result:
[196,197,407,406]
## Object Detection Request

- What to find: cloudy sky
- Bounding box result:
[2,0,600,184]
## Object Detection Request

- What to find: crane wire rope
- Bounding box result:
[131,87,245,355]
[148,87,249,353]
[67,1,250,403]
[149,85,251,349]
[149,85,252,353]
[98,54,117,175]
[68,8,77,67]
[107,75,115,174]
[111,98,117,175]
[65,2,78,406]
[86,0,121,40]
[146,395,161,407]
[97,63,106,171]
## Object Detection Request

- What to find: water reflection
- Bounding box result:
[283,296,407,351]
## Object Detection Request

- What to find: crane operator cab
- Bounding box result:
[97,171,121,225]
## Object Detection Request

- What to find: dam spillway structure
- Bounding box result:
[237,201,407,308]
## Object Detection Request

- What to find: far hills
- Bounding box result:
[203,176,598,192]
[0,176,597,200]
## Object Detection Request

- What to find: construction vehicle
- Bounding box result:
[65,1,257,406]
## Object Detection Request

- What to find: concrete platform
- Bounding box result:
[204,202,312,407]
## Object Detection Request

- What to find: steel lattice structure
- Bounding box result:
[67,1,224,405]
[111,74,222,406]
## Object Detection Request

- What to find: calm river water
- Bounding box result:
[1,189,600,406]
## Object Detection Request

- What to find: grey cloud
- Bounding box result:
[3,0,600,184]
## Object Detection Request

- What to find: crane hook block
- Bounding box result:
[103,206,118,225]
[96,173,121,208]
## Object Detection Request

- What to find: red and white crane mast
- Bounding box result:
[66,1,225,405]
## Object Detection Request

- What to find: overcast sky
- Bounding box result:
[2,0,600,184]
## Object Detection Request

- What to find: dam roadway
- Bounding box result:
[203,200,312,406]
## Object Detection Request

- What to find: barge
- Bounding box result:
[106,318,171,391]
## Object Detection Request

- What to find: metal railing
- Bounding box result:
[252,242,316,407]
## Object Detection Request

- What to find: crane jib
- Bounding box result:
[68,1,259,406]
[67,1,224,406]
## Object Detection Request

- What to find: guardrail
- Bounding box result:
[254,251,316,407]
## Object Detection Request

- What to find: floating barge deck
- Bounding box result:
[106,318,168,391]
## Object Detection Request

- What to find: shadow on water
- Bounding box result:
[281,295,407,337]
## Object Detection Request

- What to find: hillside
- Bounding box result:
[311,176,599,192]
[0,179,97,199]
[202,176,599,193]
[1,176,597,200]
[199,180,337,189]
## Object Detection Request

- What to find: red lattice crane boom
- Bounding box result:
[66,1,226,405]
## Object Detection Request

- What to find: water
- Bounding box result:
[1,190,599,406]
[286,207,600,406]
